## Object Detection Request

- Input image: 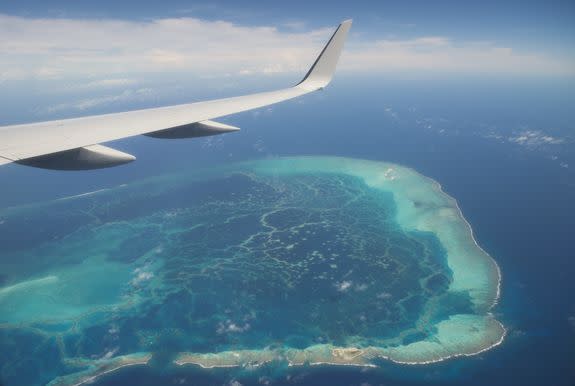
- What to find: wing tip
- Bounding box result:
[0,156,13,167]
[296,20,352,91]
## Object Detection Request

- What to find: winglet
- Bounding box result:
[296,19,352,91]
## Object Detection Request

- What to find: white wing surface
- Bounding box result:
[0,20,352,170]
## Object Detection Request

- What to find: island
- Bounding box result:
[0,157,504,386]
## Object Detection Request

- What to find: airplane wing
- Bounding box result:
[0,20,352,170]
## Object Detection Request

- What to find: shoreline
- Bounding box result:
[47,353,152,386]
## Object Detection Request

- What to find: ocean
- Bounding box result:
[0,75,574,385]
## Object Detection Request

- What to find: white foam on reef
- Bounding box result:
[54,183,130,202]
[55,188,110,201]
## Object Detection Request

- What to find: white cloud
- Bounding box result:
[342,37,574,75]
[73,78,138,89]
[216,319,251,334]
[0,14,330,81]
[377,292,393,299]
[0,14,572,84]
[508,130,565,147]
[335,280,353,292]
[130,267,155,286]
[101,346,119,360]
[355,283,369,291]
[40,88,154,113]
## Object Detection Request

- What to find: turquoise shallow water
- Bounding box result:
[0,157,503,386]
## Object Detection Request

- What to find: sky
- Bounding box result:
[0,0,574,129]
[1,0,574,89]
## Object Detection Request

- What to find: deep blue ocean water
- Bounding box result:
[1,75,574,385]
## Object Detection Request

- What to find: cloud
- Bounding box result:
[335,280,352,292]
[73,78,138,90]
[130,267,155,286]
[40,88,154,113]
[377,292,393,300]
[342,37,574,75]
[355,283,369,291]
[508,130,565,147]
[216,319,251,334]
[0,14,330,81]
[478,126,570,156]
[0,14,572,84]
[100,346,119,360]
